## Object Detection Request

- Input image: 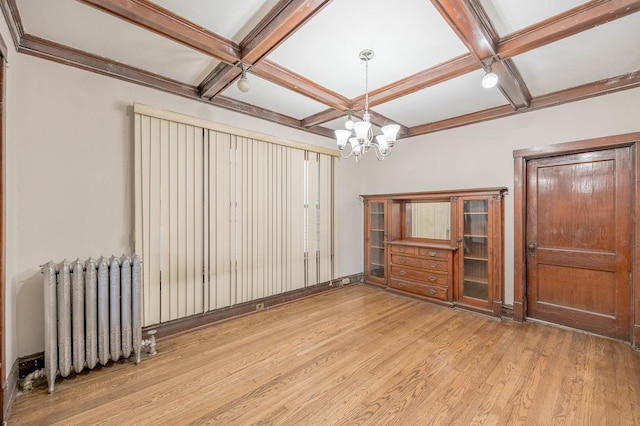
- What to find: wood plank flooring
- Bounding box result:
[9,284,640,425]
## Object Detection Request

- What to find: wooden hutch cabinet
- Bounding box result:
[362,188,506,317]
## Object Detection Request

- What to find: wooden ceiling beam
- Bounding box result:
[408,70,640,137]
[529,70,640,109]
[0,0,24,49]
[299,55,481,130]
[19,33,199,98]
[301,108,345,129]
[408,104,514,137]
[430,0,497,58]
[349,53,480,112]
[200,0,333,100]
[77,0,240,63]
[499,0,640,59]
[366,111,410,138]
[211,97,335,139]
[491,59,532,109]
[431,0,531,109]
[303,55,481,130]
[252,60,349,110]
[240,0,334,64]
[199,63,242,99]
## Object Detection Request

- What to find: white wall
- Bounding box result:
[357,87,640,304]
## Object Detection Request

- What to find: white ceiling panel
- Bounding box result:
[150,0,279,43]
[222,75,329,120]
[267,0,469,99]
[18,0,215,85]
[479,0,588,37]
[374,70,508,127]
[512,13,640,97]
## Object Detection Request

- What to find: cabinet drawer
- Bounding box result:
[390,245,417,255]
[389,279,448,301]
[418,248,449,259]
[390,265,448,283]
[391,255,448,272]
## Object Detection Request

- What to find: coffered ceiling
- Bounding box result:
[3,0,640,140]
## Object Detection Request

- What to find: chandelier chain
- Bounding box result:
[364,59,369,120]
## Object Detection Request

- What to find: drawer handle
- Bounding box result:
[399,247,406,253]
[430,262,437,268]
[399,283,404,288]
[429,276,437,282]
[399,257,407,264]
[428,251,437,257]
[399,270,407,276]
[428,289,437,296]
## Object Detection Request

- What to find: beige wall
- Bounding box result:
[8,52,360,358]
[1,17,18,383]
[4,22,640,365]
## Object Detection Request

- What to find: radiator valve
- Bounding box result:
[142,329,157,356]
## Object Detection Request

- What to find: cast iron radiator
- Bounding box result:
[23,255,156,393]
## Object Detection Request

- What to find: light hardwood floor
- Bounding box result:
[9,284,640,425]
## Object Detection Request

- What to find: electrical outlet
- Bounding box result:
[341,278,350,285]
[256,302,265,310]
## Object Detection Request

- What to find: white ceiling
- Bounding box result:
[10,0,640,139]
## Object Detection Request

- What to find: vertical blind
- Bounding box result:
[134,104,335,326]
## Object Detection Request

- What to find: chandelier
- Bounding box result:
[334,49,400,162]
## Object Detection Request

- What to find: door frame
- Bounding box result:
[513,132,640,346]
[0,37,6,421]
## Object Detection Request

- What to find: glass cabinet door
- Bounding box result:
[462,199,489,300]
[369,201,386,279]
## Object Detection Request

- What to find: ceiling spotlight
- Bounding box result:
[482,63,498,88]
[237,63,251,93]
[345,112,354,130]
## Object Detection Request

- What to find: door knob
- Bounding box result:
[528,241,536,255]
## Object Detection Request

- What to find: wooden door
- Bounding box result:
[526,147,632,340]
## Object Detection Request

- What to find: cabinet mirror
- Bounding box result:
[405,201,451,240]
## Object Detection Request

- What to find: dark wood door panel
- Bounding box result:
[535,156,616,252]
[535,249,617,271]
[533,264,616,316]
[526,147,632,340]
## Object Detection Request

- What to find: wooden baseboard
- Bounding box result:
[3,358,19,421]
[512,301,525,322]
[501,305,514,320]
[633,324,640,350]
[146,274,363,341]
